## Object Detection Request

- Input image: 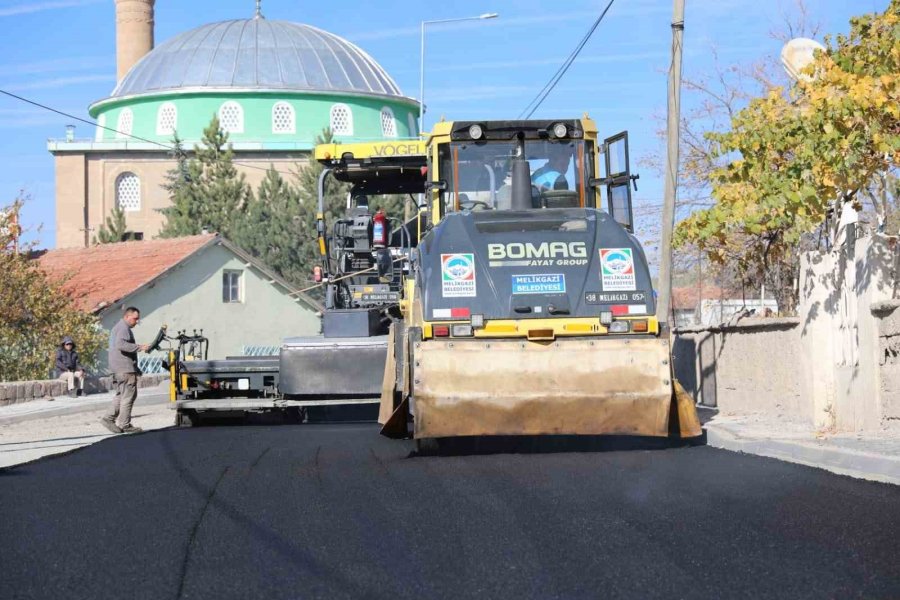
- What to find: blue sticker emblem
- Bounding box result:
[512,274,566,295]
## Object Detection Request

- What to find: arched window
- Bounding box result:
[156,102,177,136]
[407,112,417,138]
[116,108,133,139]
[95,114,106,142]
[218,101,244,134]
[115,172,141,212]
[330,103,353,136]
[272,101,295,134]
[380,107,397,138]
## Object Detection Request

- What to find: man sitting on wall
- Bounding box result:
[55,336,85,398]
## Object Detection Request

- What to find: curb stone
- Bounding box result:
[705,423,900,486]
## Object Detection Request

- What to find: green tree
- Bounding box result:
[159,117,252,238]
[0,195,106,382]
[675,1,900,313]
[231,167,310,285]
[93,204,127,244]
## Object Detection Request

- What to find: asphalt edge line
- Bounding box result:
[706,424,900,486]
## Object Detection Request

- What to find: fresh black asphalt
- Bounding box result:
[2,419,899,599]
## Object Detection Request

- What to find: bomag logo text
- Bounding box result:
[488,242,588,260]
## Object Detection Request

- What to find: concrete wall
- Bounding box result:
[98,243,320,371]
[53,151,309,248]
[675,234,900,433]
[674,318,805,422]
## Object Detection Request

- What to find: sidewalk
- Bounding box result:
[702,409,900,485]
[0,382,170,425]
[0,383,174,469]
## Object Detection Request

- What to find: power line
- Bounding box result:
[518,0,616,119]
[0,88,300,178]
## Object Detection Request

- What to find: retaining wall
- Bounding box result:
[0,374,168,406]
[674,318,805,421]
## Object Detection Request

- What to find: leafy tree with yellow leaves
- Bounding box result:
[0,196,106,382]
[675,1,899,313]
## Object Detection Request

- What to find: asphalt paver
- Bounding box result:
[1,423,899,599]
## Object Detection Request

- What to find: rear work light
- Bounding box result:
[433,325,450,337]
[451,324,474,337]
[608,321,630,333]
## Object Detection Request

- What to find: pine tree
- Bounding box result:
[232,167,309,285]
[93,205,127,244]
[158,117,251,238]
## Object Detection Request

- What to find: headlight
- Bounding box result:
[468,124,483,140]
[552,122,568,138]
[608,321,630,333]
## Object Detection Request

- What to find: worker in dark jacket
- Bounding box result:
[100,307,149,435]
[55,336,85,398]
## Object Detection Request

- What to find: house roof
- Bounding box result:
[671,285,727,310]
[36,234,321,314]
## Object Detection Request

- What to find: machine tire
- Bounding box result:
[175,410,198,428]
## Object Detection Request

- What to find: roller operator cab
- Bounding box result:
[379,118,701,443]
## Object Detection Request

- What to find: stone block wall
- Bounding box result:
[0,374,168,406]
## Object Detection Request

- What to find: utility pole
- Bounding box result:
[656,0,685,330]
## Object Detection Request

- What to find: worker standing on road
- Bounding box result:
[55,336,85,398]
[100,307,149,435]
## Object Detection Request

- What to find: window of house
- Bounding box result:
[95,114,106,142]
[156,102,177,136]
[272,101,295,134]
[116,108,133,139]
[330,103,353,136]
[218,101,244,134]
[222,270,243,303]
[380,107,397,138]
[115,172,141,212]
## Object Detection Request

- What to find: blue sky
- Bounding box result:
[0,0,887,248]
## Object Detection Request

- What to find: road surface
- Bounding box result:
[1,422,899,599]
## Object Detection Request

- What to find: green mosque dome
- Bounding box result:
[88,18,420,150]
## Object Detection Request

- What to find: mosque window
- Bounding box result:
[95,114,106,142]
[115,172,141,212]
[330,104,353,136]
[407,113,417,138]
[272,102,295,134]
[116,108,133,140]
[218,101,244,134]
[380,107,397,138]
[156,102,177,136]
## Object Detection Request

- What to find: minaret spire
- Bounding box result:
[254,0,263,19]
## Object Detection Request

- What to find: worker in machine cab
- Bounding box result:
[531,146,573,192]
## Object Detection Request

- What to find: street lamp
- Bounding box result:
[419,12,498,135]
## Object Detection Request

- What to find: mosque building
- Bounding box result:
[49,0,420,248]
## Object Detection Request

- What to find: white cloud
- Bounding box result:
[0,0,104,17]
[4,74,113,91]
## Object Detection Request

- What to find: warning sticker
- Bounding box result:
[599,248,636,291]
[441,253,477,297]
[512,274,566,295]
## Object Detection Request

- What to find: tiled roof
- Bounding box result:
[671,285,727,310]
[36,235,216,313]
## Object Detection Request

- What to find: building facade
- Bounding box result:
[50,0,420,248]
[37,234,322,373]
